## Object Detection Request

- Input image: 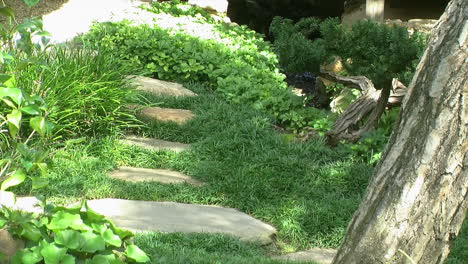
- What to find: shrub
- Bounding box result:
[269,16,327,74]
[270,17,427,88]
[79,18,298,120]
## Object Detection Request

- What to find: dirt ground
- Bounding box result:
[1,0,69,22]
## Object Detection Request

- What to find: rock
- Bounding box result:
[273,248,337,264]
[128,75,197,97]
[121,135,190,153]
[86,199,277,244]
[132,106,195,124]
[0,229,24,263]
[109,166,203,186]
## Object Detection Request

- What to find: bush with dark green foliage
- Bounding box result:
[270,17,427,87]
[269,16,327,74]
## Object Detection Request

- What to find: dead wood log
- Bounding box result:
[319,71,407,145]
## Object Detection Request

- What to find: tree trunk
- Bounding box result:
[332,0,467,263]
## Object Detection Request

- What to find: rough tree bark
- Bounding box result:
[332,0,467,263]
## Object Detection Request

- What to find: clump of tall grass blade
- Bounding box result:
[12,47,141,139]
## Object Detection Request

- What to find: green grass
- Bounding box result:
[134,232,312,264]
[17,82,372,255]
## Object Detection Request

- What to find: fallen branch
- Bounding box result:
[319,71,408,145]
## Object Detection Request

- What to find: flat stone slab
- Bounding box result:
[128,75,197,97]
[109,166,203,186]
[273,248,337,264]
[121,135,190,153]
[86,199,276,245]
[136,106,195,124]
[0,196,43,214]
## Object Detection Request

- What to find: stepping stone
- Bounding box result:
[136,106,195,124]
[121,135,190,153]
[128,75,197,97]
[86,199,277,245]
[0,195,43,214]
[109,166,203,186]
[273,248,337,264]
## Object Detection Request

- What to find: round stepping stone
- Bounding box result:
[86,199,277,245]
[127,75,197,97]
[109,166,203,186]
[121,135,190,153]
[273,248,337,264]
[136,106,195,124]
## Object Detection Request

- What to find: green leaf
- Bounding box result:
[79,231,106,253]
[47,211,84,231]
[1,169,26,191]
[90,222,107,234]
[102,229,122,247]
[31,176,49,190]
[30,116,46,136]
[0,7,14,17]
[60,255,75,264]
[7,110,22,137]
[22,0,41,8]
[20,223,43,242]
[124,245,150,263]
[0,87,22,105]
[40,242,67,264]
[20,247,42,264]
[21,105,41,115]
[86,254,123,264]
[55,230,83,250]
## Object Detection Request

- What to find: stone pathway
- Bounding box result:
[109,166,203,186]
[86,199,276,245]
[121,135,190,153]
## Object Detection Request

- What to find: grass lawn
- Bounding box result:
[12,82,372,262]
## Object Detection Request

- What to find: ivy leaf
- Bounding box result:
[20,223,43,242]
[21,105,41,115]
[7,110,22,137]
[11,248,43,264]
[0,87,22,105]
[55,230,83,250]
[102,229,122,247]
[47,211,84,231]
[79,231,106,253]
[124,245,150,263]
[86,254,124,264]
[30,116,46,137]
[1,169,26,191]
[60,255,76,264]
[39,242,67,264]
